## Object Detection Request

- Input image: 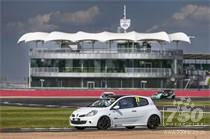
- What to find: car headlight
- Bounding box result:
[71,113,75,117]
[85,110,98,117]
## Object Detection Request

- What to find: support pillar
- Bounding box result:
[28,56,31,88]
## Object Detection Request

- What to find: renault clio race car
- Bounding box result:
[70,95,161,130]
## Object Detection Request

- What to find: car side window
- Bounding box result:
[135,97,149,107]
[117,97,137,109]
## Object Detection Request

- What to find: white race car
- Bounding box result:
[70,95,161,130]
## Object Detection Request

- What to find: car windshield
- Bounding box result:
[89,98,116,107]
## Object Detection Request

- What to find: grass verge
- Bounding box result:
[162,111,210,127]
[0,106,74,128]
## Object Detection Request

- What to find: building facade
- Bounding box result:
[18,31,191,89]
[183,54,210,88]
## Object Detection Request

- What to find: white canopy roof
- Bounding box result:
[17,31,191,44]
[18,32,49,43]
[169,32,191,43]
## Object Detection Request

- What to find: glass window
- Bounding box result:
[135,97,149,107]
[84,60,94,72]
[89,99,116,107]
[117,97,136,109]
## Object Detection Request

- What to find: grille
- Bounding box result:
[71,120,86,125]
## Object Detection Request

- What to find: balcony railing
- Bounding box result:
[30,48,183,56]
[125,68,171,74]
[31,67,172,77]
[31,67,59,73]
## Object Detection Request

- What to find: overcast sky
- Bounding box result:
[0,0,210,82]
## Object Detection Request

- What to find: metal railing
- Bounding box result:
[31,67,59,74]
[31,67,171,75]
[30,48,183,56]
[125,67,171,74]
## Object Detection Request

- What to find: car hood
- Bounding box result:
[73,107,107,115]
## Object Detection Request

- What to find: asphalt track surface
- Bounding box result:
[0,98,94,107]
[0,97,209,111]
[0,97,209,106]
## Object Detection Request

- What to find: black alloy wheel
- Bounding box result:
[147,115,160,129]
[97,116,111,130]
[172,95,175,99]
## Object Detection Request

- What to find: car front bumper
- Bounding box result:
[69,116,99,127]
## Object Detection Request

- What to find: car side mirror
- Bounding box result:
[113,105,120,110]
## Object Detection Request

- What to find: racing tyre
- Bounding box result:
[147,115,160,129]
[172,95,175,99]
[126,126,135,129]
[97,116,111,130]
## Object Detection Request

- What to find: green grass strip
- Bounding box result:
[0,106,74,128]
[0,105,209,128]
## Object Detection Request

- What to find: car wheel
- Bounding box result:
[97,116,111,130]
[74,127,85,130]
[147,115,160,129]
[126,126,135,129]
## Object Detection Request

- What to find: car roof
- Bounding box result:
[118,95,153,103]
[122,95,150,99]
[102,95,154,105]
[103,95,125,100]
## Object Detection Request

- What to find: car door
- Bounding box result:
[134,97,150,125]
[110,97,138,126]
